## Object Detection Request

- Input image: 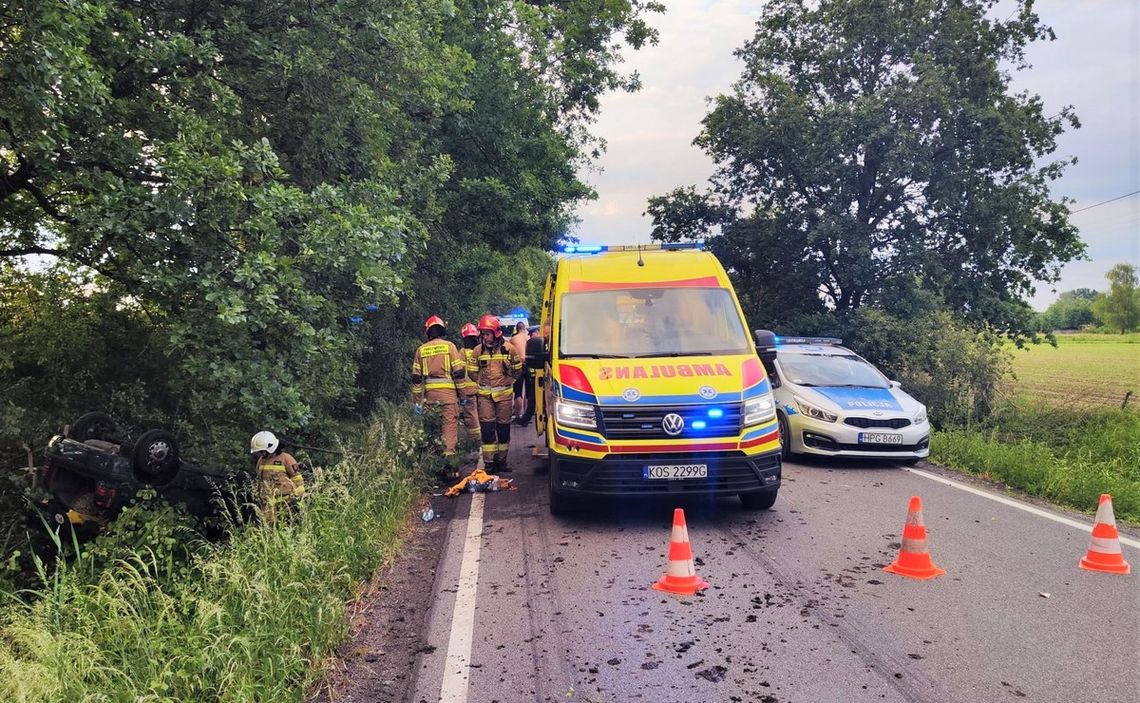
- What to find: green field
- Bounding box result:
[1007,333,1139,408]
[933,333,1140,523]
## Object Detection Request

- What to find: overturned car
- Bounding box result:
[37,412,250,530]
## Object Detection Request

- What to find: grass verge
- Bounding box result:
[932,403,1140,524]
[0,407,431,702]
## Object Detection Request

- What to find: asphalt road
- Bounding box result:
[409,426,1140,703]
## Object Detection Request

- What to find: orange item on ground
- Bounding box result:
[884,495,946,581]
[652,508,710,596]
[1079,494,1131,575]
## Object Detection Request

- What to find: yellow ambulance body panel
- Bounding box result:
[530,244,782,513]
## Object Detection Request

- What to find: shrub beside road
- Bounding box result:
[931,334,1140,523]
[0,408,430,703]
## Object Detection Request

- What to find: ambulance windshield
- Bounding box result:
[559,288,751,358]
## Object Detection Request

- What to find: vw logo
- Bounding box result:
[662,413,685,436]
[622,388,641,402]
[698,385,718,399]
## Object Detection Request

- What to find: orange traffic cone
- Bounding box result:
[1079,494,1131,575]
[652,508,709,595]
[884,496,945,580]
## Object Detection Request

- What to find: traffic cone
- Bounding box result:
[1079,494,1131,575]
[884,496,945,580]
[652,508,709,595]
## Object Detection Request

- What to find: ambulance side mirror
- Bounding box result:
[754,329,777,373]
[526,337,547,370]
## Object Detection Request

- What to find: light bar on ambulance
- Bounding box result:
[560,242,705,254]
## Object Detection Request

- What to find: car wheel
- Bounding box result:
[740,488,778,510]
[548,458,573,516]
[132,429,180,483]
[777,412,795,461]
[68,412,118,442]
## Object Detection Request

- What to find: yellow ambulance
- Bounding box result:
[526,243,782,514]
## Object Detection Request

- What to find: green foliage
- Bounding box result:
[0,408,433,702]
[828,307,1011,427]
[933,403,1140,523]
[1091,263,1140,334]
[649,0,1082,337]
[1037,288,1100,331]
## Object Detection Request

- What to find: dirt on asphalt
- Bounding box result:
[308,499,451,703]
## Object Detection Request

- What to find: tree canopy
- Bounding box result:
[1092,264,1140,334]
[0,0,660,462]
[648,0,1082,336]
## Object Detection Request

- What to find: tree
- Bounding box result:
[648,0,1083,336]
[1092,264,1140,334]
[1038,288,1100,330]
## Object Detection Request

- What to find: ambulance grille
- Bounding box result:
[580,452,779,494]
[599,404,742,440]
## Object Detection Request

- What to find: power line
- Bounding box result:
[1069,189,1140,215]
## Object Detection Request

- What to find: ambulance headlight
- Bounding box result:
[794,396,838,423]
[743,395,776,426]
[555,399,597,429]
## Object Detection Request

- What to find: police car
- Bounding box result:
[765,336,929,463]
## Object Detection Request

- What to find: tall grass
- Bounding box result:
[0,408,430,702]
[933,404,1140,523]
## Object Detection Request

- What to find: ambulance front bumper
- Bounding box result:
[549,449,781,498]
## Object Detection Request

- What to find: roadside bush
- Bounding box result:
[835,308,1011,428]
[0,406,431,703]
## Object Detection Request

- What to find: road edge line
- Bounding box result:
[903,466,1140,550]
[438,491,485,703]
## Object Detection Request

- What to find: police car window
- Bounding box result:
[777,353,888,388]
[559,288,750,358]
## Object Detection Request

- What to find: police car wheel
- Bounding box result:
[777,413,795,461]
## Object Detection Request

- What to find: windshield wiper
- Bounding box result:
[632,352,714,358]
[827,384,887,389]
[561,353,631,359]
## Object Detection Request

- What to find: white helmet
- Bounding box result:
[250,430,279,454]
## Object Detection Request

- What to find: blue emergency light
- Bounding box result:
[707,408,724,419]
[559,242,707,255]
[691,420,707,430]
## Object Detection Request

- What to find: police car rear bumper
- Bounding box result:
[549,449,781,498]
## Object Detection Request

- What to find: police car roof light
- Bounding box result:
[775,335,843,346]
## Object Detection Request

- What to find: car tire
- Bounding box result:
[777,412,795,461]
[548,458,574,516]
[132,429,180,483]
[740,489,778,510]
[68,412,118,442]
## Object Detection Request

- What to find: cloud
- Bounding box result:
[575,0,1139,310]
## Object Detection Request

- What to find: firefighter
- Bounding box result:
[250,430,304,524]
[458,323,482,445]
[411,315,467,470]
[468,314,522,471]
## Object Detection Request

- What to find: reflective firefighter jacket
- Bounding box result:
[411,338,467,402]
[467,339,522,400]
[457,347,479,397]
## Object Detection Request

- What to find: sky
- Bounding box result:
[571,0,1140,311]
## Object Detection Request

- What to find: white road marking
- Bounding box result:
[903,467,1140,550]
[439,490,485,702]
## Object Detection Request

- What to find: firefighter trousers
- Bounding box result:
[477,391,513,467]
[461,393,480,441]
[425,388,459,456]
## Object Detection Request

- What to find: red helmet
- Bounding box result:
[424,315,446,333]
[460,322,478,338]
[477,314,502,338]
